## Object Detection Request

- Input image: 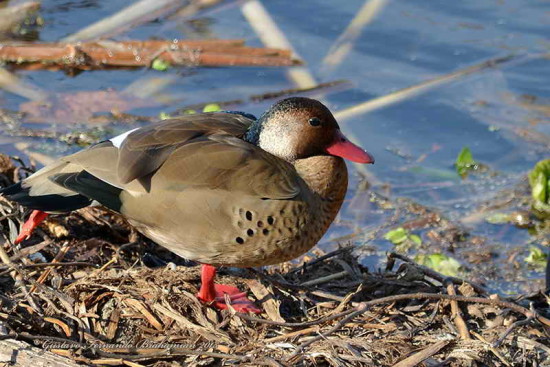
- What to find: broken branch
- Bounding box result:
[0,40,300,70]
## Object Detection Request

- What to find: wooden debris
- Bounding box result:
[246,279,285,323]
[123,298,164,331]
[446,281,471,340]
[29,243,70,293]
[0,40,300,70]
[392,340,451,367]
[44,317,72,337]
[105,307,121,340]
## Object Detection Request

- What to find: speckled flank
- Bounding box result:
[211,155,348,268]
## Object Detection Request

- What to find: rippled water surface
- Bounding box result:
[0,0,548,294]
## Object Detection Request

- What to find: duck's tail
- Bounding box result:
[0,161,92,213]
[1,140,127,214]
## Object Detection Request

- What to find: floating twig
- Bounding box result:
[0,40,299,70]
[241,0,316,88]
[0,67,47,101]
[321,0,388,75]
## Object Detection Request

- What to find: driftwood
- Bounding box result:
[0,40,300,70]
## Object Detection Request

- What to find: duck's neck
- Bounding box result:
[293,156,348,203]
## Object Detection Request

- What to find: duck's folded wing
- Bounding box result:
[2,113,255,213]
[57,117,299,207]
[116,113,252,184]
[146,134,301,200]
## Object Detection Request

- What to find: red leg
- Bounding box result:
[196,264,261,314]
[15,210,48,244]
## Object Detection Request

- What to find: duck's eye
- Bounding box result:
[309,117,321,127]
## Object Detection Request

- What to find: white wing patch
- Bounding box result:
[110,128,139,148]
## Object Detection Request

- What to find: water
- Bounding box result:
[0,0,548,294]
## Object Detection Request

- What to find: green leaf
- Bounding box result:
[151,58,170,71]
[528,159,550,213]
[384,228,408,244]
[455,146,477,178]
[159,112,172,120]
[524,246,548,269]
[415,253,461,277]
[457,147,474,165]
[202,103,222,113]
[183,109,197,114]
[410,234,422,246]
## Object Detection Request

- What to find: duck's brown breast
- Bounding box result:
[123,156,348,268]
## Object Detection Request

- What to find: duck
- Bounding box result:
[0,97,374,313]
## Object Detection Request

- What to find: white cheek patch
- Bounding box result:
[109,128,139,148]
[258,127,297,162]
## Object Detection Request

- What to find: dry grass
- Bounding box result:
[0,155,549,367]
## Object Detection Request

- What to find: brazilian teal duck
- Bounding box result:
[1,97,374,313]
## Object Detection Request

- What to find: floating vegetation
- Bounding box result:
[151,58,171,71]
[455,146,478,178]
[384,227,422,251]
[529,159,550,215]
[201,103,222,113]
[524,246,548,270]
[414,253,462,277]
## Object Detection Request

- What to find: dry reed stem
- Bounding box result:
[0,67,46,101]
[62,0,188,42]
[334,53,543,121]
[241,0,317,88]
[321,0,389,74]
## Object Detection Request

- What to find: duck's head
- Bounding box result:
[245,97,374,164]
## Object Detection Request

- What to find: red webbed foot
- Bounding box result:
[15,210,48,244]
[196,264,261,314]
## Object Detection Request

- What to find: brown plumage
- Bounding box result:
[1,97,374,312]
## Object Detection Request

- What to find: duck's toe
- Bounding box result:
[200,283,261,314]
[15,210,48,244]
